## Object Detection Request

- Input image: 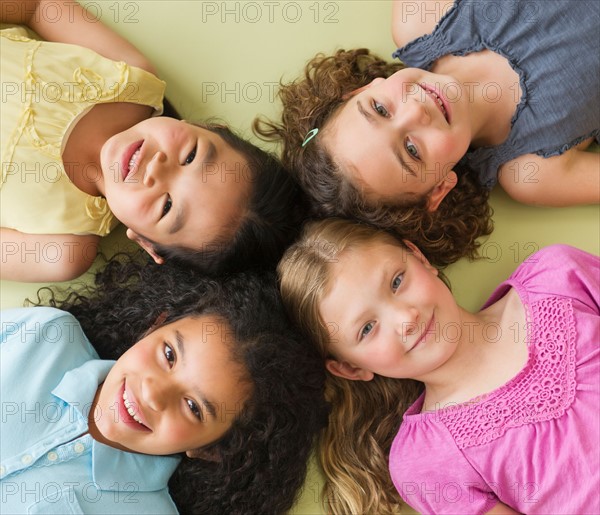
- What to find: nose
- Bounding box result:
[143,150,168,187]
[141,376,169,412]
[394,90,431,128]
[392,304,420,340]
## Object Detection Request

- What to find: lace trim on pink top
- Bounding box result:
[436,297,577,449]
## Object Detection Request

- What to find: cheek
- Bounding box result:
[104,189,139,226]
[360,343,393,368]
[120,343,156,373]
[161,417,193,442]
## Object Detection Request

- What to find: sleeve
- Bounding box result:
[389,421,500,514]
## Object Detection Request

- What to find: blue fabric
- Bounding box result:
[393,0,600,188]
[0,307,180,514]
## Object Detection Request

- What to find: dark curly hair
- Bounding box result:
[37,254,327,515]
[254,48,493,267]
[144,121,308,274]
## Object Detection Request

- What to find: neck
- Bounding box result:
[419,288,528,410]
[418,308,494,407]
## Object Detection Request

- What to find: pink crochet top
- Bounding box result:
[389,245,599,514]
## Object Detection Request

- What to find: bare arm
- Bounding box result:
[0,228,99,282]
[0,0,155,73]
[392,0,453,48]
[498,147,600,206]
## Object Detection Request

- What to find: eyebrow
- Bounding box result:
[357,100,374,124]
[204,140,217,165]
[175,330,218,419]
[356,100,416,178]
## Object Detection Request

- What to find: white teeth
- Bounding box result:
[128,148,141,172]
[122,390,144,426]
[430,91,448,120]
[422,85,448,121]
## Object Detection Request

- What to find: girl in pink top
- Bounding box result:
[278,217,599,515]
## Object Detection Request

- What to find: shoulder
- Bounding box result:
[0,307,97,360]
[514,245,598,277]
[392,0,454,48]
[510,245,599,308]
[0,26,35,41]
[1,307,76,337]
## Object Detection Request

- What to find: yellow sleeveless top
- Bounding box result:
[0,27,166,236]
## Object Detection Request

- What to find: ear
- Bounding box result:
[342,77,385,100]
[426,171,458,212]
[325,359,374,381]
[186,447,221,462]
[402,240,438,276]
[126,228,164,264]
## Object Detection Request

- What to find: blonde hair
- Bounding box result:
[278,218,423,514]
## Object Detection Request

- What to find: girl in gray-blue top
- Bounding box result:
[257,0,599,267]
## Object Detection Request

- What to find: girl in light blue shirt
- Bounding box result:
[1,261,327,514]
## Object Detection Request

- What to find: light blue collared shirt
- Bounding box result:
[1,307,180,514]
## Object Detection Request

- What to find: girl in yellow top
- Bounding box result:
[1,0,303,282]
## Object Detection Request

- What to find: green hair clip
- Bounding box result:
[302,128,319,147]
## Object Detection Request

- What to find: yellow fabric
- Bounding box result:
[0,27,165,236]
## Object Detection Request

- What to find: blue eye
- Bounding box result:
[392,273,404,292]
[161,196,172,218]
[184,145,197,165]
[405,139,420,159]
[163,343,175,367]
[186,399,203,421]
[372,101,389,117]
[360,321,374,340]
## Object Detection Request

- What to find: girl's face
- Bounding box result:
[99,117,252,261]
[89,315,250,456]
[319,239,461,382]
[323,68,472,211]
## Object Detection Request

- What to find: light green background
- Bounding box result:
[1,2,599,513]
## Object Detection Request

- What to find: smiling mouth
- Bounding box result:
[420,85,449,123]
[123,390,146,426]
[409,315,435,352]
[119,384,151,431]
[122,141,143,181]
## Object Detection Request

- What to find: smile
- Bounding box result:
[420,84,450,123]
[409,314,435,352]
[118,383,151,431]
[121,140,143,181]
[123,390,145,426]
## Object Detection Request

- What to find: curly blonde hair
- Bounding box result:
[278,218,424,514]
[255,49,493,267]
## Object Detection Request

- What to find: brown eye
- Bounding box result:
[184,145,197,165]
[186,399,203,421]
[163,343,175,367]
[161,196,172,218]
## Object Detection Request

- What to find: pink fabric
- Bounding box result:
[389,245,599,514]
